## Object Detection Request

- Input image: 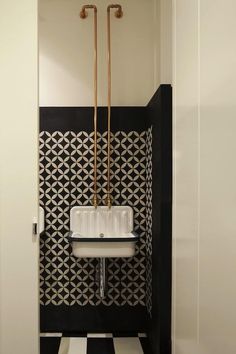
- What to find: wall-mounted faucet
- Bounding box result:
[78,4,125,300]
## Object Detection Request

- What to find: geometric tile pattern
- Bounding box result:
[39,131,152,308]
[40,333,149,354]
[146,127,153,316]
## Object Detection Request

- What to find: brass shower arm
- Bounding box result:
[107,4,123,18]
[80,4,97,19]
[106,4,123,209]
[80,5,98,208]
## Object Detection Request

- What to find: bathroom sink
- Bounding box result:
[68,231,139,258]
[68,206,138,258]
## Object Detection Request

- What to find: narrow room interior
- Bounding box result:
[1,1,236,354]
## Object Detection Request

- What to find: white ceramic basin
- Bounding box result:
[68,206,138,258]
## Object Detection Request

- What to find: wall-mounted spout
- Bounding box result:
[107,4,123,19]
[80,4,97,19]
[80,5,98,208]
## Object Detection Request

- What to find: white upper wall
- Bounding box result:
[154,0,172,87]
[159,0,172,84]
[39,0,157,107]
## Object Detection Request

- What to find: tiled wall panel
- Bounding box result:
[39,130,151,307]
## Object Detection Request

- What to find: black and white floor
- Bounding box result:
[40,333,151,354]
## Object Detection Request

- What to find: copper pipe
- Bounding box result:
[107,4,123,209]
[80,5,98,208]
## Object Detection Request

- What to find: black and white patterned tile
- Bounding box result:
[39,130,152,309]
[146,127,152,316]
[40,333,151,354]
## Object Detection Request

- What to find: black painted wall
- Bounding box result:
[39,85,172,349]
[39,106,151,333]
[148,85,172,354]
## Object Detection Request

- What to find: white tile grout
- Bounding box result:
[87,333,113,338]
[40,332,62,337]
[40,332,147,338]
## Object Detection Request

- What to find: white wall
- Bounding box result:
[154,0,172,86]
[0,0,39,353]
[173,1,236,353]
[39,0,156,106]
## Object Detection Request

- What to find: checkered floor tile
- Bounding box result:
[40,333,151,354]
